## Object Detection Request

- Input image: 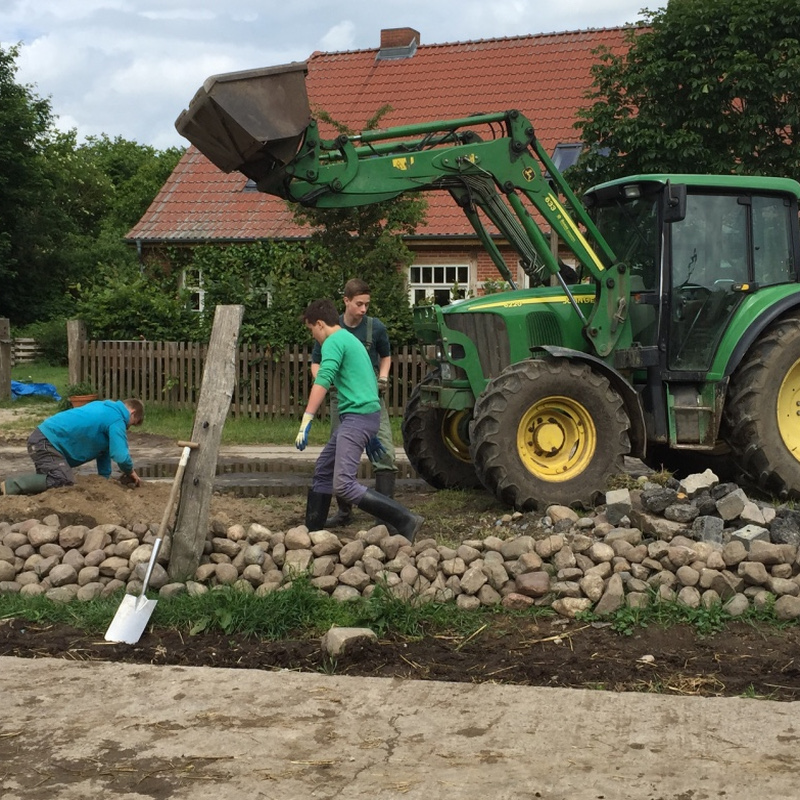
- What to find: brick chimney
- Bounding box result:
[376,28,420,60]
[380,27,420,49]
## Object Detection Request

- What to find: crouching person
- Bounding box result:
[1,398,144,495]
[295,299,423,542]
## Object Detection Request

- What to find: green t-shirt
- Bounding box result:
[314,328,380,415]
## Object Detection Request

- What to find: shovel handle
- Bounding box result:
[139,441,198,596]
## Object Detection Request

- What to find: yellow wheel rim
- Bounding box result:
[777,356,800,458]
[517,396,596,481]
[441,409,472,463]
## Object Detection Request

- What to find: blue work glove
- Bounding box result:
[365,435,387,464]
[295,412,314,451]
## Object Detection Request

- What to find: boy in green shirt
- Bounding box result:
[296,299,423,542]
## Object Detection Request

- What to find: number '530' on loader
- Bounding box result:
[177,62,800,510]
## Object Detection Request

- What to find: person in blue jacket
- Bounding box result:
[0,398,144,495]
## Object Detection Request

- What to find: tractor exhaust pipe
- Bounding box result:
[175,61,311,189]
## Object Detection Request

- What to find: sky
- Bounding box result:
[1,0,649,151]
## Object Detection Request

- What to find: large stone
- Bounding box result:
[679,469,718,498]
[604,488,632,526]
[594,573,625,616]
[716,488,748,521]
[48,564,78,587]
[731,525,770,550]
[514,571,551,598]
[320,627,377,656]
[551,597,593,618]
[27,524,59,547]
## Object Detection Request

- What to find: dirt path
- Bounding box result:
[3,653,799,800]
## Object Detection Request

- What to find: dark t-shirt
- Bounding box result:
[311,315,390,372]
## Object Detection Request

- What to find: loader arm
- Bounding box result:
[176,63,630,357]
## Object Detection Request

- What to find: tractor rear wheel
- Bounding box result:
[724,315,800,499]
[469,359,631,510]
[401,371,483,490]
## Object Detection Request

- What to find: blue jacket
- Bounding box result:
[38,400,134,478]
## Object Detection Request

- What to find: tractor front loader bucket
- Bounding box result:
[175,61,310,186]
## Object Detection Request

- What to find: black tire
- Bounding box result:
[469,359,631,510]
[401,372,483,490]
[724,315,800,499]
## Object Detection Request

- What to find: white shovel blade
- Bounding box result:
[104,593,158,644]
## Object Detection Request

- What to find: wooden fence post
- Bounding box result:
[67,319,86,386]
[0,318,11,402]
[168,305,244,582]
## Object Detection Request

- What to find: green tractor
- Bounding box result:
[177,62,800,509]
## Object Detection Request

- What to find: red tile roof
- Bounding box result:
[128,27,632,243]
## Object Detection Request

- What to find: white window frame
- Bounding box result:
[182,267,205,312]
[409,263,471,305]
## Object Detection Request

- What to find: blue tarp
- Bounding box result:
[10,380,61,402]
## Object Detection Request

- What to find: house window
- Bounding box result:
[550,143,583,173]
[409,264,470,305]
[183,268,205,312]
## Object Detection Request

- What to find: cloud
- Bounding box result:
[320,21,357,52]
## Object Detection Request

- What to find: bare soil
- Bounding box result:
[1,430,800,701]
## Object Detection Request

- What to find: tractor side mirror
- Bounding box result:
[664,182,687,223]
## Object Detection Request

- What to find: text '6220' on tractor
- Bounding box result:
[177,62,800,510]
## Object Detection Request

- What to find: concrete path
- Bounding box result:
[1,655,798,799]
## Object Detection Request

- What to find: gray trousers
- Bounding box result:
[329,390,396,472]
[312,411,380,505]
[27,429,74,488]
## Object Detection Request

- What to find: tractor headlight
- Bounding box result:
[440,363,454,380]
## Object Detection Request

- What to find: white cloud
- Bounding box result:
[320,21,357,52]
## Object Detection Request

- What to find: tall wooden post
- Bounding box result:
[0,318,11,402]
[168,305,244,582]
[67,319,86,386]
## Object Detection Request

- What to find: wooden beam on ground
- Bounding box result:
[168,305,244,582]
[0,319,11,401]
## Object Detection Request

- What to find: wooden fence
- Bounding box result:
[11,338,41,366]
[75,339,429,419]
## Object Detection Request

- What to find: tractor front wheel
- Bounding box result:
[469,359,631,510]
[401,372,483,490]
[724,316,800,499]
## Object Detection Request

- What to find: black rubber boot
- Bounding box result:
[305,489,332,532]
[2,473,48,495]
[356,488,424,543]
[374,471,396,498]
[324,499,353,528]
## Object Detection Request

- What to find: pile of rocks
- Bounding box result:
[4,469,800,619]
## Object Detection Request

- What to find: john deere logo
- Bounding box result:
[523,167,535,182]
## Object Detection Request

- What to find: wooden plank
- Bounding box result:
[169,305,244,582]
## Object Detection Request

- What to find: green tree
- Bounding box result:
[0,44,183,327]
[0,44,65,323]
[292,195,426,346]
[78,134,182,235]
[573,0,800,187]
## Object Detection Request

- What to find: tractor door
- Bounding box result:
[668,194,749,371]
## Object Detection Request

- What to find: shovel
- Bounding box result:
[104,440,199,644]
